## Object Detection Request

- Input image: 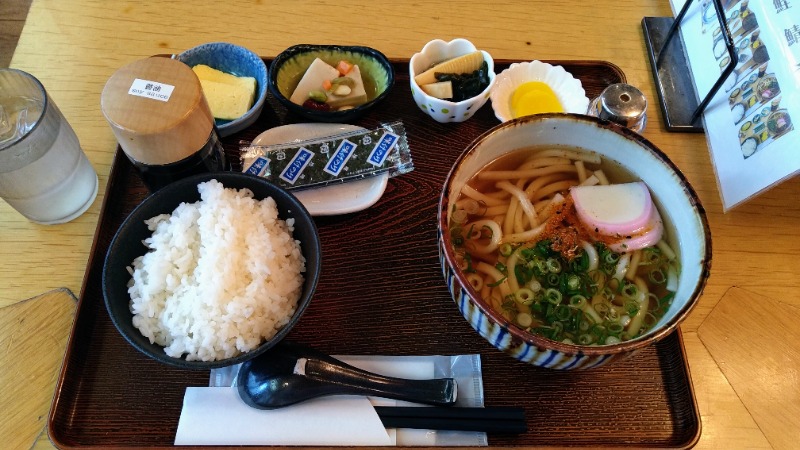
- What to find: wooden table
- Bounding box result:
[4,1,796,449]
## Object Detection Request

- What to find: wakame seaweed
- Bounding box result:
[435,61,490,102]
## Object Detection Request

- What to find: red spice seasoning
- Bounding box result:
[540,196,616,260]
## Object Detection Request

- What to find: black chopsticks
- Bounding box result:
[374,406,526,434]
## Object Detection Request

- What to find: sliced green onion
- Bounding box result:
[515,288,535,305]
[544,288,562,305]
[563,273,582,293]
[546,258,562,273]
[577,334,593,345]
[487,276,507,287]
[532,257,547,275]
[659,292,675,312]
[621,282,639,299]
[488,237,674,345]
[648,292,660,310]
[569,295,587,308]
[605,335,621,345]
[594,302,609,315]
[648,268,666,284]
[589,270,607,287]
[641,247,662,265]
[463,253,475,273]
[603,251,620,265]
[608,322,624,335]
[555,305,571,321]
[589,324,607,338]
[514,264,532,287]
[579,273,597,296]
[571,251,590,272]
[501,297,516,314]
[534,240,552,257]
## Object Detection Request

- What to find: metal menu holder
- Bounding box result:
[642,0,800,211]
[643,0,737,132]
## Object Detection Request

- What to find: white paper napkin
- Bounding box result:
[176,388,393,445]
[175,356,459,446]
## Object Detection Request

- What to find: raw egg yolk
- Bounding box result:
[510,81,563,118]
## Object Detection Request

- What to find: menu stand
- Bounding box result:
[642,0,737,132]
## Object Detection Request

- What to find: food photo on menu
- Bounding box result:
[676,0,800,209]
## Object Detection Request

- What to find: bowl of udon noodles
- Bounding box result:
[438,114,711,369]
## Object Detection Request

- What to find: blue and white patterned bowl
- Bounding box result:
[437,114,712,369]
[177,42,268,137]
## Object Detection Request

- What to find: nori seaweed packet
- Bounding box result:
[239,121,413,191]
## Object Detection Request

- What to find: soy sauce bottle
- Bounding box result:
[101,57,228,192]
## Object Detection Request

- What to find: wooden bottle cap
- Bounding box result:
[101,57,215,166]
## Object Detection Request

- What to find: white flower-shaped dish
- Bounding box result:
[490,60,590,123]
[409,38,496,123]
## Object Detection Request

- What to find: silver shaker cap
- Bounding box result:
[590,83,647,132]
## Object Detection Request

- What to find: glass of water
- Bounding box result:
[0,69,98,224]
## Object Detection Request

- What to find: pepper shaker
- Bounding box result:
[588,83,648,133]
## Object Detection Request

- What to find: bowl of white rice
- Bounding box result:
[102,172,320,369]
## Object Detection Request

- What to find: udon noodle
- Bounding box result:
[449,147,678,345]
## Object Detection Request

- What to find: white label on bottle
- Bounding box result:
[128,78,175,102]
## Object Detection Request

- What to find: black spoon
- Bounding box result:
[236,342,458,409]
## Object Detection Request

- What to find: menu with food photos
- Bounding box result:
[669,0,800,210]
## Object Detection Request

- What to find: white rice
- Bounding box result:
[127,179,306,362]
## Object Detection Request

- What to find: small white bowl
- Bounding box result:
[409,39,496,123]
[490,60,589,123]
